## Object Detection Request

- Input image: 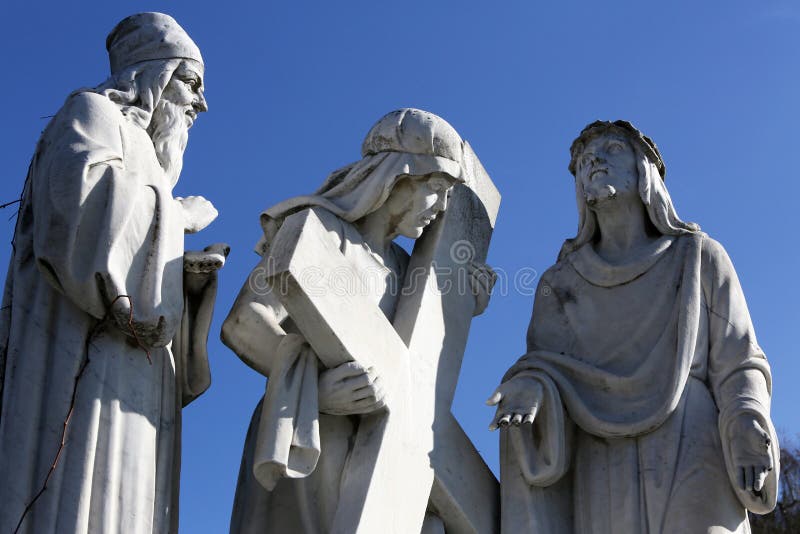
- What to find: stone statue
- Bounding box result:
[489,120,779,533]
[222,108,500,534]
[0,13,226,534]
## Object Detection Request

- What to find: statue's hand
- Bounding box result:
[727,414,774,495]
[184,243,230,273]
[177,195,218,233]
[184,243,230,294]
[468,261,497,316]
[486,376,543,431]
[319,362,386,416]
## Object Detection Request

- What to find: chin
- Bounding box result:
[398,226,425,239]
[585,186,617,209]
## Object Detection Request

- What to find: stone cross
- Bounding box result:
[264,142,500,534]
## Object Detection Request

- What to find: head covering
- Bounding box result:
[255,108,467,254]
[568,120,666,179]
[106,12,203,75]
[362,108,464,161]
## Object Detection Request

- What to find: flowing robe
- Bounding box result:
[500,233,778,534]
[0,91,215,534]
[230,208,412,534]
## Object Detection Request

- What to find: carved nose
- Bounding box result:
[194,89,208,113]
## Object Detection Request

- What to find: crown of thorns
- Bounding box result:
[568,120,666,180]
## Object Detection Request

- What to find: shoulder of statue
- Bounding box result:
[545,252,574,279]
[60,91,124,125]
[697,232,735,271]
[46,91,126,152]
[535,261,568,294]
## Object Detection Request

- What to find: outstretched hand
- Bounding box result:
[486,375,544,431]
[184,243,230,273]
[728,414,774,495]
[184,243,230,294]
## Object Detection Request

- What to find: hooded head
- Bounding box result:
[106,12,203,75]
[93,13,205,129]
[88,13,206,185]
[256,108,467,254]
[559,120,699,261]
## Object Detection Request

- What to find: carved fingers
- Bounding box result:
[184,243,230,273]
[492,403,539,430]
[486,376,544,431]
[740,466,771,494]
[468,262,497,316]
[183,243,230,294]
[729,415,774,495]
[318,362,386,416]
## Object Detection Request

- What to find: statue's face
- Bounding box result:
[387,174,454,239]
[160,60,207,128]
[147,60,207,184]
[575,133,639,209]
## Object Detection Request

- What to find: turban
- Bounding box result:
[569,120,666,179]
[106,12,203,75]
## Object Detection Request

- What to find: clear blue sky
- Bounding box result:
[2,2,799,532]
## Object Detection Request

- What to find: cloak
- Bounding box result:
[231,209,410,533]
[500,233,778,534]
[0,91,214,534]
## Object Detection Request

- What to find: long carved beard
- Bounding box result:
[148,98,190,185]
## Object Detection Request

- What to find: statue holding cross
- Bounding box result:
[222,108,501,534]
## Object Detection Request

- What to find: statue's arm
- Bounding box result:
[491,274,573,486]
[171,245,230,407]
[30,92,180,345]
[702,236,778,513]
[221,258,289,377]
[703,237,772,409]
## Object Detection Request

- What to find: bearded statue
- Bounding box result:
[0,13,227,534]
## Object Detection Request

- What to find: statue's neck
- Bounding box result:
[354,211,397,261]
[592,200,657,263]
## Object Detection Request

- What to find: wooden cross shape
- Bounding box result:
[264,143,500,534]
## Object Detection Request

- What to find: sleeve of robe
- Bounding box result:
[702,237,779,514]
[29,91,184,347]
[498,273,575,534]
[172,271,218,407]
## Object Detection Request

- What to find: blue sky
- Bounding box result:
[2,2,799,532]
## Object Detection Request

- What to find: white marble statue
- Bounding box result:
[0,13,226,534]
[489,120,779,533]
[222,109,498,534]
